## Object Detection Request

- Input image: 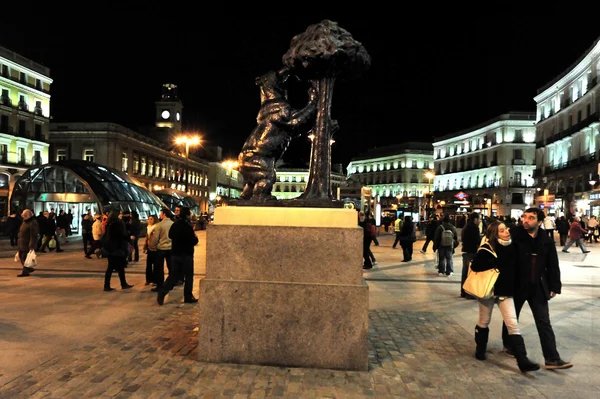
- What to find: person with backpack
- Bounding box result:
[433,215,459,276]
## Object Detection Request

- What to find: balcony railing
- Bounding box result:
[537,112,600,148]
[513,159,525,165]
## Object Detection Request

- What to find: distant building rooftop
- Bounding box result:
[350,142,433,162]
[433,112,536,143]
[0,45,51,77]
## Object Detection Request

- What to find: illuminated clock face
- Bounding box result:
[176,112,180,121]
[161,110,170,119]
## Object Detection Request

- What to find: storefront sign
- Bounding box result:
[454,191,468,201]
[590,192,600,201]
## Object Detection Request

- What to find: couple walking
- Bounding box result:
[470,208,572,372]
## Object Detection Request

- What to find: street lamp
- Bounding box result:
[221,160,239,201]
[424,171,435,219]
[174,135,202,194]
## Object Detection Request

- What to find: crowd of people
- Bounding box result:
[12,205,199,306]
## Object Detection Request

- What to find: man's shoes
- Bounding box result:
[372,261,378,266]
[562,250,569,253]
[438,272,445,277]
[184,297,198,304]
[56,249,64,253]
[104,287,115,291]
[24,266,35,273]
[447,272,454,277]
[157,292,166,306]
[85,255,92,259]
[122,284,134,290]
[583,250,591,253]
[17,272,30,277]
[545,359,573,369]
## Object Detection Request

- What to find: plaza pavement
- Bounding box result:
[0,229,598,398]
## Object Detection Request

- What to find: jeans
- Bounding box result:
[563,238,588,252]
[478,296,520,335]
[502,283,561,361]
[154,249,172,287]
[438,247,453,274]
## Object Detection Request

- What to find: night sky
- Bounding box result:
[1,8,599,168]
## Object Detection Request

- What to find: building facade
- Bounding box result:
[49,122,211,213]
[209,161,244,207]
[433,113,536,219]
[534,36,600,219]
[0,45,52,216]
[345,142,434,218]
[271,166,346,200]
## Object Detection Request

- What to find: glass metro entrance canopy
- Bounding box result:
[10,160,168,219]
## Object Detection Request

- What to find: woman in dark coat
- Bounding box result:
[470,221,539,372]
[399,215,414,262]
[102,210,134,291]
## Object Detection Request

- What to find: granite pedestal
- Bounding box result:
[198,206,369,371]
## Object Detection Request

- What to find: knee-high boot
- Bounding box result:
[474,325,489,360]
[509,335,540,372]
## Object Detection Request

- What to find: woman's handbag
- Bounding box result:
[462,245,500,299]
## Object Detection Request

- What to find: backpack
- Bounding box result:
[440,225,454,247]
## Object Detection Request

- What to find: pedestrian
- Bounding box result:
[7,209,22,247]
[470,221,540,372]
[16,209,39,277]
[420,215,438,253]
[157,206,199,305]
[101,210,134,292]
[561,216,590,254]
[501,207,573,370]
[399,215,415,262]
[358,210,373,270]
[149,208,174,291]
[144,214,159,286]
[433,215,458,276]
[460,212,480,299]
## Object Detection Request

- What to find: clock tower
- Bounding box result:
[155,83,183,134]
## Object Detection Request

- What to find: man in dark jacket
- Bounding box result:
[460,212,481,299]
[501,207,572,369]
[157,206,199,305]
[420,215,439,253]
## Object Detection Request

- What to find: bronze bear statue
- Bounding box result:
[238,68,318,201]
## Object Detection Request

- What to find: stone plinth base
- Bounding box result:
[197,279,369,371]
[198,206,368,371]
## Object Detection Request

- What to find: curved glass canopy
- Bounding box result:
[10,160,168,219]
[154,188,200,215]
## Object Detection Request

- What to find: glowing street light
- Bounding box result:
[174,134,202,193]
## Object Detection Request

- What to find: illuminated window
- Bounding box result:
[56,149,67,162]
[121,152,128,172]
[141,157,146,175]
[83,149,94,162]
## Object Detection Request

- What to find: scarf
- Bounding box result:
[498,237,512,246]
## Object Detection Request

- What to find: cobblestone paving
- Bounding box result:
[1,302,585,399]
[1,233,598,398]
